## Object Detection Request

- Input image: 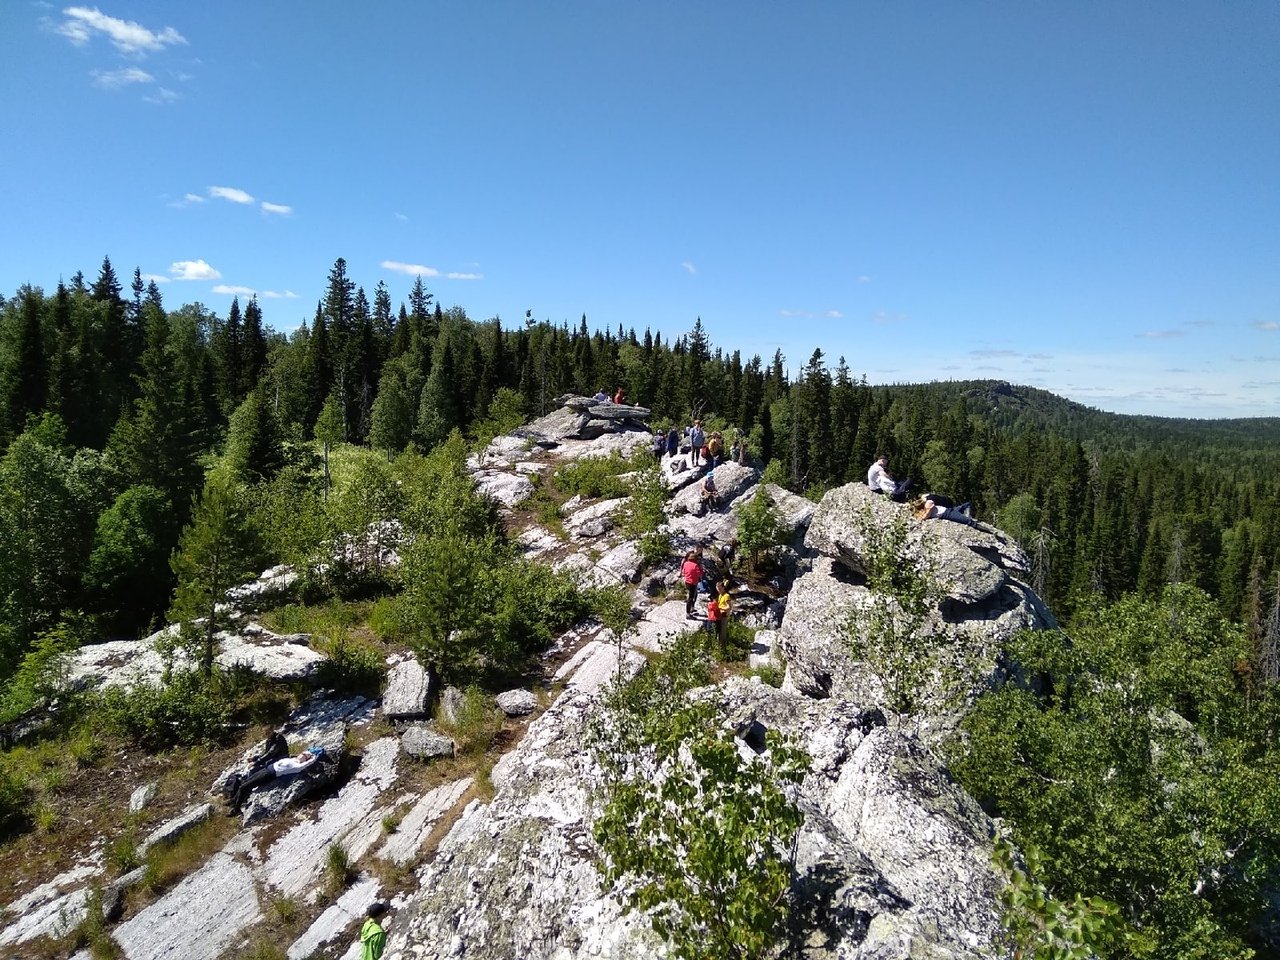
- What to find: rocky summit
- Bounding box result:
[1,398,1055,959]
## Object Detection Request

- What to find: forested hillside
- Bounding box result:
[3,255,1278,675]
[2,255,1280,958]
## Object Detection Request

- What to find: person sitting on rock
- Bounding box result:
[699,471,720,515]
[867,456,911,502]
[911,496,979,528]
[229,745,326,813]
[613,386,626,404]
[592,388,609,403]
[717,538,738,578]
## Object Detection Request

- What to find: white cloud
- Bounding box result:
[825,310,844,319]
[261,201,292,215]
[681,261,697,275]
[1138,329,1185,340]
[140,273,169,284]
[209,185,254,204]
[260,290,299,299]
[856,275,872,283]
[394,212,409,222]
[91,66,152,87]
[779,309,806,318]
[142,87,178,105]
[1255,321,1280,331]
[169,259,221,281]
[182,193,203,203]
[446,272,483,281]
[212,284,255,295]
[382,260,440,278]
[59,6,186,55]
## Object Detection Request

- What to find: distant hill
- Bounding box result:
[875,379,1280,451]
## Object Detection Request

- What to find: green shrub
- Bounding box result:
[0,758,29,835]
[314,632,385,697]
[98,670,232,749]
[553,453,635,500]
[440,685,503,757]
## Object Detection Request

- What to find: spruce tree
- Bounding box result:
[241,296,267,397]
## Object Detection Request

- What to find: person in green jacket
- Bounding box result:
[360,901,388,960]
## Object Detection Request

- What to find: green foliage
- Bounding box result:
[553,452,637,500]
[951,586,1280,959]
[314,630,385,696]
[223,388,286,485]
[735,486,788,574]
[993,832,1128,960]
[82,484,175,630]
[98,670,233,749]
[169,474,260,676]
[621,461,671,569]
[438,684,504,757]
[844,507,944,713]
[759,458,787,488]
[0,624,75,727]
[592,631,810,960]
[472,386,527,447]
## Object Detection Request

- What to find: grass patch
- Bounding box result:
[325,843,354,895]
[436,686,503,758]
[139,816,235,898]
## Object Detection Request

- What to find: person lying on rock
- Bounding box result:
[221,728,288,798]
[867,456,912,502]
[592,388,609,403]
[228,745,326,813]
[911,495,979,528]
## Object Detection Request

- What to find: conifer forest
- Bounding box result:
[2,255,1280,958]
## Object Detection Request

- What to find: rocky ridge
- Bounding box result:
[3,397,1049,959]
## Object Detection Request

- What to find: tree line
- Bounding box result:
[2,255,1280,678]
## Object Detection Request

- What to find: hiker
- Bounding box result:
[912,495,979,528]
[711,580,732,651]
[613,386,626,404]
[707,432,723,468]
[360,901,388,960]
[867,456,911,502]
[689,420,705,466]
[699,472,719,514]
[682,547,704,619]
[666,426,679,458]
[652,430,666,461]
[592,388,609,403]
[229,745,325,812]
[717,538,738,578]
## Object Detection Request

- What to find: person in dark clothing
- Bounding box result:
[222,729,288,802]
[666,427,679,458]
[229,746,325,812]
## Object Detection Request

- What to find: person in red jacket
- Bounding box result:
[681,547,703,619]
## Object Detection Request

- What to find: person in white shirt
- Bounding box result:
[229,746,325,812]
[867,456,911,502]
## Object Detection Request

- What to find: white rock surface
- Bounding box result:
[138,802,212,856]
[112,853,263,960]
[564,497,629,540]
[495,689,538,716]
[0,886,93,947]
[400,723,455,760]
[474,470,535,508]
[377,778,474,866]
[129,781,158,813]
[286,874,381,960]
[259,737,400,900]
[382,656,432,719]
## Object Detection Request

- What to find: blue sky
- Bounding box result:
[2,2,1278,418]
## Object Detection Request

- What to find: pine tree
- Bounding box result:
[170,474,257,677]
[369,367,413,453]
[0,286,48,444]
[416,335,459,449]
[224,387,286,485]
[213,296,244,412]
[241,296,267,397]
